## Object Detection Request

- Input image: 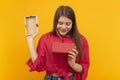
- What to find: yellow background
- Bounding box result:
[0,0,120,80]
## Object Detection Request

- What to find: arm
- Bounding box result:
[26,30,38,62]
[77,36,90,80]
[26,32,46,72]
[68,35,89,80]
[69,62,83,73]
[27,38,38,62]
[79,36,89,80]
[68,48,83,73]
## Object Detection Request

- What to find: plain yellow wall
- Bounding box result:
[0,0,120,80]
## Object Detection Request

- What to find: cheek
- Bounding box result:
[56,25,60,30]
[67,26,72,31]
[67,28,71,32]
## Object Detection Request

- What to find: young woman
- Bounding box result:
[26,5,90,80]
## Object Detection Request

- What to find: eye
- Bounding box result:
[66,22,71,26]
[58,22,63,25]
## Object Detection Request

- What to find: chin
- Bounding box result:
[57,30,68,37]
[60,33,67,36]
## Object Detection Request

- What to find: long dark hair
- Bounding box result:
[52,5,82,60]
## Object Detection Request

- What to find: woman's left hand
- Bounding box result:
[68,48,79,67]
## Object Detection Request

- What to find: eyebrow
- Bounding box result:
[58,21,72,23]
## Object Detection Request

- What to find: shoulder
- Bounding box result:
[80,34,89,47]
[80,34,88,42]
[38,32,54,42]
[38,32,55,46]
[40,32,53,39]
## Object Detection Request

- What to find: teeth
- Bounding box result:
[61,31,66,33]
[61,30,66,32]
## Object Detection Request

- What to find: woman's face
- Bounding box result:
[56,16,72,37]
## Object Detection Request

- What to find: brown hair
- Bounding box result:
[51,5,82,60]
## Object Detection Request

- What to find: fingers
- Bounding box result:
[33,31,39,38]
[26,29,39,39]
[72,48,78,55]
[68,53,74,58]
[68,48,78,58]
[25,35,33,42]
[26,34,32,39]
[68,51,76,58]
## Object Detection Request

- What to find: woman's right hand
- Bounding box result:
[26,28,39,42]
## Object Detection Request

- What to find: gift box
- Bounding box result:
[25,16,38,36]
[52,42,75,53]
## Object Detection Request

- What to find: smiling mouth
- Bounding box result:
[60,29,67,33]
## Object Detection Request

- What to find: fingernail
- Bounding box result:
[36,24,38,27]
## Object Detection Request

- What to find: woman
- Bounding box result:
[26,5,90,80]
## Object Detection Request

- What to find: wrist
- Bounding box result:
[69,63,83,73]
[69,62,76,68]
[27,38,34,43]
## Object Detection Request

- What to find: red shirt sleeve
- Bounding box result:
[74,35,90,80]
[26,35,47,72]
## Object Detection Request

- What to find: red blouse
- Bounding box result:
[26,32,89,80]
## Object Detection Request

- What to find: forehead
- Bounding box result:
[58,16,72,22]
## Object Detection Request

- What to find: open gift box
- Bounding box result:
[25,16,38,36]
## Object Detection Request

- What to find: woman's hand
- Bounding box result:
[68,48,82,72]
[26,28,39,42]
[68,48,78,67]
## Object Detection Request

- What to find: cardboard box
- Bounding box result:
[52,42,75,53]
[25,16,38,36]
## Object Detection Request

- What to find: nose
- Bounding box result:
[61,24,66,28]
